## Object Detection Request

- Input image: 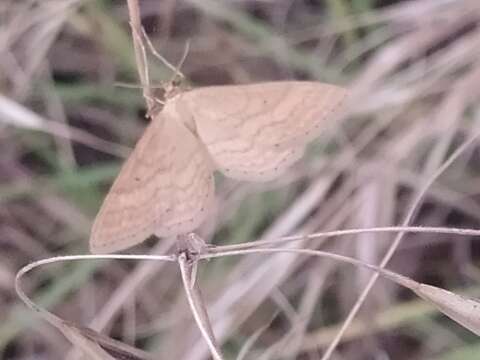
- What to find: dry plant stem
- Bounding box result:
[14,255,174,328]
[15,256,165,360]
[15,245,479,323]
[202,246,480,339]
[15,261,68,331]
[199,248,396,277]
[178,254,224,360]
[126,0,154,111]
[65,240,178,360]
[182,177,344,359]
[65,323,154,360]
[321,131,480,359]
[14,226,480,358]
[210,226,480,253]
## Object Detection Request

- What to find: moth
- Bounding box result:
[90,81,347,253]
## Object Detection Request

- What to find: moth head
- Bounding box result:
[164,74,190,100]
[146,75,190,118]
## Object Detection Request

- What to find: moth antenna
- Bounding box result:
[140,28,189,98]
[170,40,190,83]
[140,26,178,74]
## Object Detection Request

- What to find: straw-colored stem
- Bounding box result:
[178,254,224,360]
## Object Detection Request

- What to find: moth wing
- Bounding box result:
[153,116,215,239]
[181,81,347,181]
[89,116,214,254]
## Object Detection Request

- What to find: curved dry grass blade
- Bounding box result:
[178,253,223,360]
[65,323,154,360]
[202,247,480,339]
[59,323,116,360]
[378,272,480,336]
[126,0,152,108]
[15,254,174,359]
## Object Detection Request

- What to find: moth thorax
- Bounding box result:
[163,96,197,135]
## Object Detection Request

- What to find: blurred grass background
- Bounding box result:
[2,0,480,359]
